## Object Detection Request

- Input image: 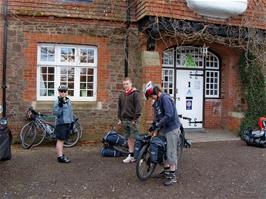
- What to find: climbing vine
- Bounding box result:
[239,52,266,132]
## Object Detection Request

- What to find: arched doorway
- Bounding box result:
[162,46,220,128]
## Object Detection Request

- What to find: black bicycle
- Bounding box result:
[20,107,82,149]
[136,116,191,181]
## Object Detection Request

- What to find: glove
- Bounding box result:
[148,122,160,132]
[70,122,74,131]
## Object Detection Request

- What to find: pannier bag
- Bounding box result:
[134,135,146,159]
[150,136,166,163]
[0,118,12,161]
[103,130,127,147]
[242,128,266,148]
[101,146,122,157]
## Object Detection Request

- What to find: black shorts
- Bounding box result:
[55,123,71,141]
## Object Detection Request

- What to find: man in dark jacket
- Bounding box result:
[118,77,142,163]
[144,81,181,186]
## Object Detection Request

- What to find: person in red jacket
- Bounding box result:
[118,77,142,163]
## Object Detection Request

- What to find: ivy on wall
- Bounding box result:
[239,52,266,132]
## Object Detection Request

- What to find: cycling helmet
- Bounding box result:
[58,85,68,92]
[144,81,157,99]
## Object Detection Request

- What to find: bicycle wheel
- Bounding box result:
[75,121,83,139]
[136,144,156,181]
[113,144,129,155]
[20,122,37,149]
[32,126,46,147]
[64,123,81,147]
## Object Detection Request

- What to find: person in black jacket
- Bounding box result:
[144,81,181,186]
[118,77,142,163]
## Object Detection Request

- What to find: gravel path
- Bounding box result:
[1,140,266,199]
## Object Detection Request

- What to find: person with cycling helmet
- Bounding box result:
[53,85,74,163]
[118,77,142,163]
[144,81,181,186]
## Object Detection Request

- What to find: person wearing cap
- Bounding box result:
[118,77,142,163]
[144,81,181,186]
[53,85,74,163]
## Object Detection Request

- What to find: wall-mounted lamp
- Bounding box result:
[201,44,208,57]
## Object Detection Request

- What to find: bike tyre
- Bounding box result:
[64,123,81,147]
[32,127,46,147]
[20,122,37,149]
[113,144,129,155]
[136,144,156,181]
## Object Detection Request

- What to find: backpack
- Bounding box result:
[242,128,266,148]
[134,135,148,159]
[101,146,122,157]
[150,136,166,163]
[103,130,127,147]
[0,123,12,161]
[101,130,127,157]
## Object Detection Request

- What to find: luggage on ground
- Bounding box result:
[0,118,12,161]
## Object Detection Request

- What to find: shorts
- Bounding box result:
[164,128,181,166]
[55,123,71,141]
[122,120,139,139]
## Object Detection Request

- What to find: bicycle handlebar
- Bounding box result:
[178,114,192,121]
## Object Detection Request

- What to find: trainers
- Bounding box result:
[122,154,135,163]
[57,155,71,163]
[155,170,171,179]
[164,173,177,186]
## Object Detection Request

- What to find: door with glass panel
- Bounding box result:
[162,46,220,128]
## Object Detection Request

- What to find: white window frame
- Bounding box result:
[205,52,220,98]
[37,44,98,101]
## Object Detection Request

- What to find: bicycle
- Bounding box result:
[135,116,191,181]
[20,107,82,149]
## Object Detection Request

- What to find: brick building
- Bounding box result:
[0,0,265,142]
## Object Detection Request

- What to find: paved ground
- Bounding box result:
[1,132,266,199]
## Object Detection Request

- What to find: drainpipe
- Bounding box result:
[2,0,8,117]
[124,0,130,77]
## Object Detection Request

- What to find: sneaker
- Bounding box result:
[57,155,71,163]
[155,170,171,179]
[164,173,177,186]
[122,154,135,163]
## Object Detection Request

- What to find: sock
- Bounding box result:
[164,166,170,171]
[129,152,134,157]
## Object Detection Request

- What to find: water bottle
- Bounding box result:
[46,124,53,135]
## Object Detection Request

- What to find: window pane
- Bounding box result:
[205,70,219,98]
[61,47,75,63]
[39,66,55,97]
[80,48,95,63]
[162,68,174,97]
[60,67,75,96]
[79,67,95,97]
[40,46,55,62]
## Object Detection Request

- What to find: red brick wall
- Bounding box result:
[5,17,141,142]
[8,0,136,22]
[135,0,266,30]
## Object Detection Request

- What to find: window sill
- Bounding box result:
[32,101,102,112]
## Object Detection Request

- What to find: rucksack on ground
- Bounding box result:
[101,130,127,157]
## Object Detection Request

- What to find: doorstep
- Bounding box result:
[185,128,240,143]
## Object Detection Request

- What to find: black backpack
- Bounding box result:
[0,118,12,161]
